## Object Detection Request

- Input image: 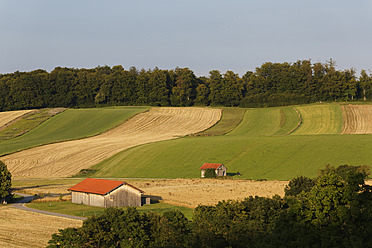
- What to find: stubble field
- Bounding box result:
[0,109,33,128]
[0,206,82,248]
[341,105,372,134]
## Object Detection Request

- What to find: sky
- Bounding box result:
[1,0,372,76]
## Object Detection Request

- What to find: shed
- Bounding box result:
[68,178,150,208]
[199,163,227,178]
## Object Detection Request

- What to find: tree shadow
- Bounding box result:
[227,172,242,177]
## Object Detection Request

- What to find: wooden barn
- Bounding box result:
[68,178,150,208]
[199,163,227,177]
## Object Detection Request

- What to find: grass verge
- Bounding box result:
[27,201,194,220]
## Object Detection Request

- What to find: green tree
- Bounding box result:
[284,176,315,197]
[0,160,11,200]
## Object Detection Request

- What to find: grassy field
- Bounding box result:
[293,104,343,135]
[0,108,64,141]
[92,134,372,180]
[92,104,372,180]
[0,107,147,156]
[27,201,194,220]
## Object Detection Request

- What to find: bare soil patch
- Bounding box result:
[0,206,82,248]
[0,110,33,129]
[4,107,221,179]
[341,105,372,134]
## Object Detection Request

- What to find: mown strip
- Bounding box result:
[194,108,246,136]
[292,104,343,135]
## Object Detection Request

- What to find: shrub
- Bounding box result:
[204,169,216,178]
[284,176,315,197]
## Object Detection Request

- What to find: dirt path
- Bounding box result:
[4,107,221,179]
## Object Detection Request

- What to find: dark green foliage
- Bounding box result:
[192,196,287,248]
[48,207,192,248]
[0,160,11,200]
[203,169,216,178]
[1,60,371,111]
[284,176,315,197]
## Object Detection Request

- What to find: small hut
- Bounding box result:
[68,178,150,208]
[199,163,227,178]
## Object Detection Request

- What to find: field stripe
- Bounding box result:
[3,107,221,179]
[292,104,343,135]
[0,110,34,129]
[341,105,372,134]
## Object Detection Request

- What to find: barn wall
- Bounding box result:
[216,165,227,176]
[105,185,142,207]
[71,191,105,207]
[89,194,105,207]
[71,192,90,205]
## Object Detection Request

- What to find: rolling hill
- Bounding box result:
[91,104,372,180]
[2,103,372,180]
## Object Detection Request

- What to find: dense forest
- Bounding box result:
[48,165,372,247]
[1,60,372,111]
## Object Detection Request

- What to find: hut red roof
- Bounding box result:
[199,163,224,170]
[68,178,144,195]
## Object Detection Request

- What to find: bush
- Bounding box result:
[203,169,216,178]
[0,160,12,201]
[284,176,315,197]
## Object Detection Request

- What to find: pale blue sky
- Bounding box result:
[1,0,371,76]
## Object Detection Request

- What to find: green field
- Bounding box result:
[293,104,343,135]
[197,108,246,136]
[91,104,372,180]
[0,107,147,156]
[27,201,194,220]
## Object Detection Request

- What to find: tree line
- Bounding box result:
[1,60,372,111]
[48,165,372,247]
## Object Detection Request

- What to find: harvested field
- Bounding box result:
[4,107,221,179]
[0,110,33,128]
[14,178,287,208]
[138,179,287,208]
[0,206,82,248]
[341,105,372,134]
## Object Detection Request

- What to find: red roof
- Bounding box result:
[199,163,224,170]
[68,178,144,195]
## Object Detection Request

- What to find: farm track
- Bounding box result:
[341,105,372,134]
[0,110,34,129]
[4,107,221,179]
